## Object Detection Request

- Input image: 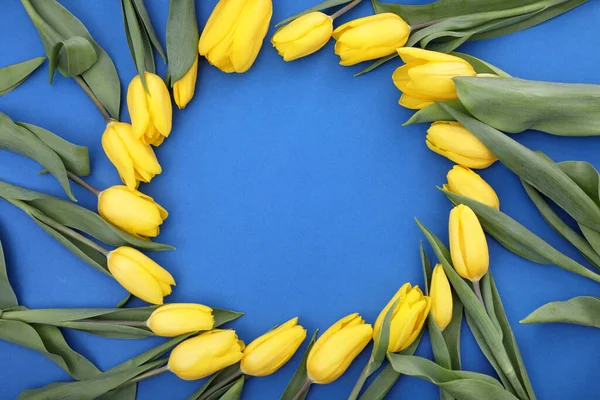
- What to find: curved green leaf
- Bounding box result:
[0,240,18,308]
[521,296,600,328]
[166,0,198,85]
[0,56,45,95]
[220,376,245,400]
[132,0,166,63]
[403,100,468,126]
[48,36,97,83]
[280,330,317,400]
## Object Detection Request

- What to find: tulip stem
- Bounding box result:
[66,171,101,196]
[196,368,243,400]
[290,379,312,400]
[73,75,112,123]
[128,365,169,385]
[473,280,484,306]
[331,0,362,21]
[348,363,370,400]
[78,318,149,327]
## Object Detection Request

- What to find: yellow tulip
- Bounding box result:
[449,205,489,282]
[271,12,333,62]
[373,283,431,353]
[430,265,453,331]
[241,317,306,376]
[107,246,175,305]
[393,48,476,109]
[98,185,168,239]
[198,0,273,73]
[426,121,497,169]
[101,121,162,190]
[444,165,500,209]
[333,13,410,66]
[173,55,199,109]
[307,313,372,384]
[168,330,244,380]
[127,72,172,146]
[147,304,215,337]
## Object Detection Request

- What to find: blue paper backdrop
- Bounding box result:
[1,1,599,399]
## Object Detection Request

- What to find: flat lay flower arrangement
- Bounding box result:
[0,0,598,399]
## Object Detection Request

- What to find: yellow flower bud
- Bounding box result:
[98,186,168,239]
[173,55,199,109]
[430,265,453,331]
[373,283,431,353]
[426,121,497,169]
[333,13,410,66]
[241,317,306,376]
[198,0,273,73]
[168,330,244,380]
[147,304,215,337]
[271,12,333,62]
[449,205,489,282]
[107,246,175,305]
[393,48,476,109]
[307,313,372,384]
[127,72,172,146]
[101,121,162,190]
[444,165,500,209]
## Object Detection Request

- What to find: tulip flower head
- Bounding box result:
[199,0,273,73]
[173,55,199,109]
[127,72,173,146]
[101,121,162,190]
[444,165,500,209]
[168,330,244,380]
[430,265,453,331]
[393,48,476,109]
[147,304,215,337]
[307,313,372,384]
[241,317,306,376]
[98,185,168,239]
[271,12,333,62]
[107,246,175,305]
[373,283,431,352]
[333,13,410,66]
[449,205,489,282]
[426,121,497,169]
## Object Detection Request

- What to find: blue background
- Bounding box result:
[1,0,599,399]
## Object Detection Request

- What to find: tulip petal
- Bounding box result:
[107,251,164,304]
[173,55,199,109]
[146,73,172,137]
[115,246,175,285]
[332,13,402,39]
[147,304,215,337]
[127,76,151,140]
[308,313,362,368]
[446,165,500,209]
[113,123,163,178]
[397,47,472,65]
[241,325,306,376]
[199,0,245,57]
[231,0,272,72]
[431,265,453,331]
[373,283,411,335]
[399,93,434,109]
[102,124,138,190]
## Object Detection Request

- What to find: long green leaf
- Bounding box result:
[442,189,600,283]
[0,319,100,381]
[440,103,600,232]
[0,113,76,201]
[354,54,398,77]
[442,292,463,371]
[20,0,121,118]
[280,330,318,400]
[403,100,469,126]
[521,296,600,328]
[454,77,600,136]
[0,240,18,308]
[387,355,519,400]
[0,56,45,95]
[122,0,151,88]
[186,363,242,400]
[47,36,97,83]
[220,376,245,400]
[17,122,89,176]
[166,0,198,85]
[276,0,356,27]
[132,0,166,63]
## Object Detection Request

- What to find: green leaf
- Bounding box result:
[166,0,198,85]
[122,0,152,89]
[132,0,166,63]
[0,56,45,95]
[220,376,245,400]
[454,77,600,136]
[17,122,89,176]
[403,100,469,126]
[47,36,97,83]
[359,333,423,400]
[18,359,165,400]
[521,296,600,328]
[186,364,242,400]
[416,219,530,399]
[0,180,173,251]
[442,292,463,371]
[0,319,100,380]
[213,308,245,327]
[442,189,600,283]
[0,240,18,308]
[276,0,355,27]
[280,329,318,400]
[116,294,132,308]
[98,384,137,400]
[20,0,121,118]
[440,103,600,232]
[387,355,518,400]
[521,179,600,270]
[354,54,398,77]
[0,113,76,201]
